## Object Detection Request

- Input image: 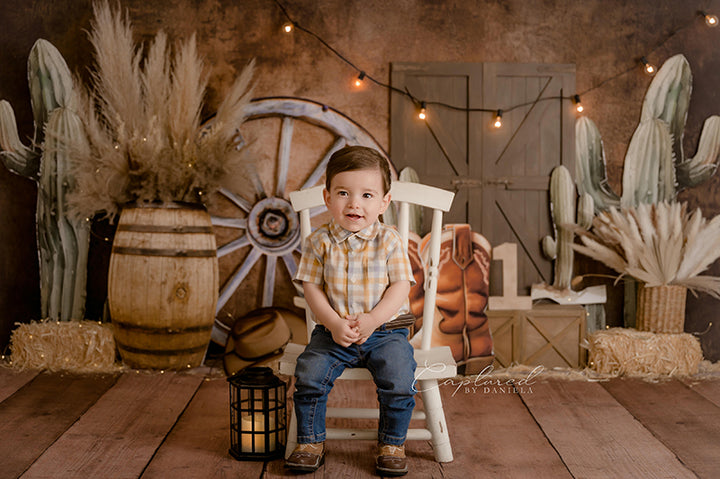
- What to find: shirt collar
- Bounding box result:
[328,218,380,243]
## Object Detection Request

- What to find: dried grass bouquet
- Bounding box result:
[67,0,254,220]
[573,201,720,298]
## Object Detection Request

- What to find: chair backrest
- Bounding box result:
[289,181,455,351]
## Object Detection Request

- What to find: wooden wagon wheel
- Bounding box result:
[209,97,394,345]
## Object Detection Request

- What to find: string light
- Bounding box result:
[701,11,718,27]
[572,94,584,113]
[354,71,366,88]
[274,0,570,123]
[640,56,656,75]
[493,109,503,128]
[274,0,713,126]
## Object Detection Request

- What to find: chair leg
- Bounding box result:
[285,407,298,459]
[419,379,453,462]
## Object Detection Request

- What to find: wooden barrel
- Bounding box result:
[108,203,219,369]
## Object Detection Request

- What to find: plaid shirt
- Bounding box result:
[295,219,414,321]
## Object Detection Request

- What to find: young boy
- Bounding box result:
[286,146,416,476]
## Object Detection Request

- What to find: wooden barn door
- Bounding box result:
[391,62,575,294]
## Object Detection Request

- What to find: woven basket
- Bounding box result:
[635,284,687,333]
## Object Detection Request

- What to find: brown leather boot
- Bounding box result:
[285,442,325,472]
[414,224,494,373]
[376,443,408,476]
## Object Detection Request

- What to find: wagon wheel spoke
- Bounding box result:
[217,247,263,312]
[309,205,327,218]
[218,187,253,212]
[211,217,247,229]
[276,117,294,197]
[246,160,267,200]
[262,255,278,307]
[281,252,298,278]
[217,235,250,258]
[301,136,346,189]
[282,253,303,295]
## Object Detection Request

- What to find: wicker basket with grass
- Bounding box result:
[635,283,687,333]
[573,201,720,332]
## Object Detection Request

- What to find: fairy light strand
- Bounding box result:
[275,0,715,119]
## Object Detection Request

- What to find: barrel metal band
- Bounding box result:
[116,342,207,356]
[117,224,213,234]
[114,321,213,334]
[112,246,216,257]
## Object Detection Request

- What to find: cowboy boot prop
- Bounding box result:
[410,225,494,374]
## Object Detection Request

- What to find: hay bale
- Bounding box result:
[9,320,120,373]
[588,328,702,377]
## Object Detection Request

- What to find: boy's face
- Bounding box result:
[323,168,391,233]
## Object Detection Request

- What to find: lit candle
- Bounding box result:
[240,412,276,453]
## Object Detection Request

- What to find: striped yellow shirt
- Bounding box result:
[295,219,414,320]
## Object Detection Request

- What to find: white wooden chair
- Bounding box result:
[278,180,457,463]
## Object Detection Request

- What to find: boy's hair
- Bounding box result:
[325,146,391,195]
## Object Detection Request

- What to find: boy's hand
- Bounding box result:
[346,312,382,344]
[326,318,360,347]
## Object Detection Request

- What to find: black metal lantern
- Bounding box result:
[228,366,287,460]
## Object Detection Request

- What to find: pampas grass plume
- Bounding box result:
[67,0,253,220]
[573,201,720,298]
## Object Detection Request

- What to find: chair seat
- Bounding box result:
[278,342,457,380]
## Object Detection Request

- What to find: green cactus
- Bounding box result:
[383,167,424,236]
[0,39,89,321]
[542,165,594,290]
[398,166,423,235]
[621,118,675,207]
[0,102,41,178]
[44,107,91,321]
[575,116,620,213]
[576,54,720,211]
[575,54,720,329]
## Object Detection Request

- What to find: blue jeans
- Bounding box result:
[293,325,417,446]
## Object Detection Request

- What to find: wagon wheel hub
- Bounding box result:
[246,197,300,255]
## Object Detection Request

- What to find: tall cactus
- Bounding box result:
[399,166,423,235]
[575,54,720,329]
[43,107,91,321]
[575,116,620,213]
[542,165,594,290]
[0,39,89,321]
[621,118,675,207]
[576,54,720,210]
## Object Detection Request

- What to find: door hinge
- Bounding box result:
[451,177,513,188]
[451,178,485,188]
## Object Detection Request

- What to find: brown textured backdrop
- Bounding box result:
[1,0,719,359]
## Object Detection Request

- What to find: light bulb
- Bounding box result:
[705,13,718,27]
[282,22,294,33]
[354,71,366,88]
[572,94,584,113]
[493,110,503,128]
[641,57,656,76]
[418,102,427,120]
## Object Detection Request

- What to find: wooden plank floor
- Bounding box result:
[1,366,719,478]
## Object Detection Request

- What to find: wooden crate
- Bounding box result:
[487,304,587,369]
